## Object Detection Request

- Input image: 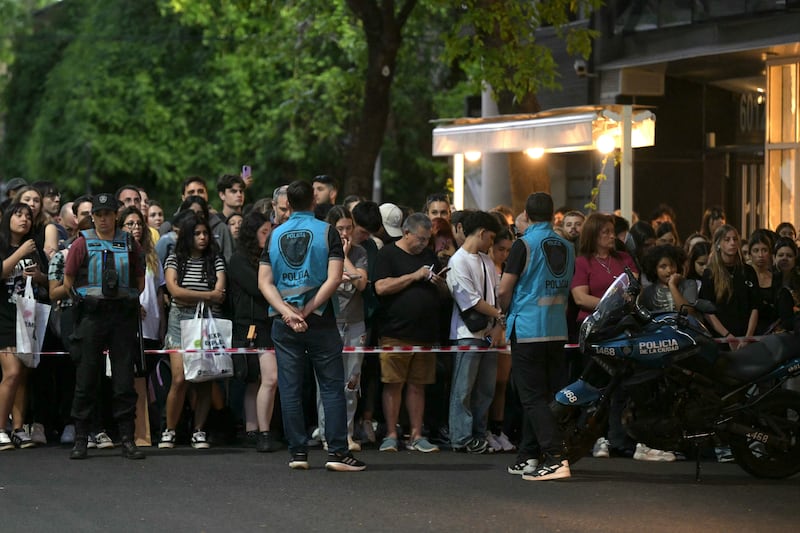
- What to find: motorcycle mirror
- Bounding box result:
[624,267,641,295]
[693,299,717,314]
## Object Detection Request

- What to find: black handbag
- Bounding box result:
[458,259,490,333]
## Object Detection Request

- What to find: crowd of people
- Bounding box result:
[1,174,798,479]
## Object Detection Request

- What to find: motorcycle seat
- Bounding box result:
[717,333,800,383]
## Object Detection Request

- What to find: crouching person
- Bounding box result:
[62,194,146,460]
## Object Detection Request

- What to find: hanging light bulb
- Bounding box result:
[596,134,616,154]
[525,147,545,159]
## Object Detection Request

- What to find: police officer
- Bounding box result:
[62,193,146,460]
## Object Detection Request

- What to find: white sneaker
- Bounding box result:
[633,443,676,462]
[486,432,502,452]
[495,432,516,452]
[95,431,115,449]
[60,424,76,445]
[592,437,610,458]
[87,433,97,449]
[0,430,14,451]
[191,430,210,449]
[29,423,47,445]
[348,436,361,452]
[158,429,176,449]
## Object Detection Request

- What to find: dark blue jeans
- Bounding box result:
[272,320,347,455]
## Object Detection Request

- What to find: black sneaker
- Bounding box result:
[121,441,146,460]
[325,451,366,472]
[289,452,309,470]
[256,431,281,453]
[465,437,490,454]
[507,458,539,475]
[11,428,36,449]
[70,438,88,460]
[522,458,571,481]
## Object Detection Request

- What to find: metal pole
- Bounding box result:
[620,105,634,221]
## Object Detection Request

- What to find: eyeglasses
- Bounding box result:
[123,221,143,229]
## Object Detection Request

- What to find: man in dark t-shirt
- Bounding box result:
[374,213,447,453]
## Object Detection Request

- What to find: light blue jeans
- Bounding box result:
[448,339,497,449]
[316,320,366,439]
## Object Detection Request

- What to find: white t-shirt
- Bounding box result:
[446,248,498,340]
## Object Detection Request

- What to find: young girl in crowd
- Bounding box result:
[773,237,800,332]
[638,244,697,313]
[0,203,43,450]
[228,210,280,452]
[686,241,711,292]
[160,212,226,450]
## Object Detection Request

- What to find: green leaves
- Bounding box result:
[440,0,602,104]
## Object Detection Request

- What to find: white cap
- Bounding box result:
[379,203,403,238]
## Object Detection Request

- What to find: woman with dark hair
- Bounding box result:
[686,241,711,289]
[700,206,726,240]
[628,220,656,277]
[572,213,675,461]
[429,216,457,265]
[655,221,680,247]
[159,212,227,450]
[118,206,165,352]
[776,222,797,241]
[0,203,41,450]
[773,237,800,331]
[571,213,639,326]
[228,210,280,452]
[13,185,59,263]
[227,213,244,240]
[486,227,516,452]
[699,224,758,347]
[316,205,369,452]
[748,229,779,334]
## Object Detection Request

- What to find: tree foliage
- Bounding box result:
[441,0,602,104]
[2,0,601,209]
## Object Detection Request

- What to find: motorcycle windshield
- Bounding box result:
[579,273,633,351]
[589,273,631,331]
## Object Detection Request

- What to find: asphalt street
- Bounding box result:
[1,443,798,532]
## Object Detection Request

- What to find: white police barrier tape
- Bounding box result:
[26,334,765,357]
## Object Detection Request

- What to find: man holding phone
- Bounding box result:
[374,213,448,453]
[446,211,504,454]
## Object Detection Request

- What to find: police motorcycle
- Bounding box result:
[552,269,800,479]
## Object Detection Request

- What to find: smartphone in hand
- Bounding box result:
[242,165,252,179]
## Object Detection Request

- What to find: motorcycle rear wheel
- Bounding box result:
[729,390,800,479]
[551,401,607,466]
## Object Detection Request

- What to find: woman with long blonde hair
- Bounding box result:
[698,224,758,349]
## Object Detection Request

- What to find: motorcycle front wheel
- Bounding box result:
[729,390,800,479]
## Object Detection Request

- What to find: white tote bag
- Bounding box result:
[180,302,233,382]
[15,277,52,368]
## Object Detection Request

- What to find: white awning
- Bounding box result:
[431,105,655,156]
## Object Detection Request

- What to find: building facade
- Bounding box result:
[534,0,800,236]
